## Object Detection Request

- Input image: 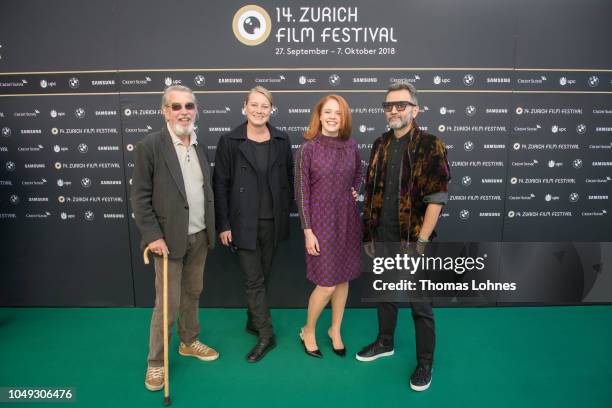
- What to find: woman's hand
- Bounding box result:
[219,230,233,246]
[304,229,320,256]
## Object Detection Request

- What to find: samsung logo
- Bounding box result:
[209,127,231,132]
[98,146,120,151]
[91,80,116,86]
[353,77,378,83]
[218,78,243,83]
[485,108,508,114]
[20,129,42,134]
[289,108,311,114]
[95,110,117,116]
[104,213,125,219]
[24,163,45,168]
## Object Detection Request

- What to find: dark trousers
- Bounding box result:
[376,224,435,367]
[377,301,435,367]
[236,219,276,340]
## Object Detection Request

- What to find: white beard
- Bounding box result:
[172,122,194,137]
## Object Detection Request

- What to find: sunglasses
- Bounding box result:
[382,101,417,112]
[166,102,196,111]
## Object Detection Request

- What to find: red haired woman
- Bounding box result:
[295,94,362,358]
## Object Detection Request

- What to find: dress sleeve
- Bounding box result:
[294,143,312,229]
[352,145,363,192]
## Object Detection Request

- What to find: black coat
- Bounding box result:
[213,122,294,250]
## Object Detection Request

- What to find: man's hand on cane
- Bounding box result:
[149,238,169,257]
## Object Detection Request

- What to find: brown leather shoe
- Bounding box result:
[144,365,164,391]
[179,340,219,361]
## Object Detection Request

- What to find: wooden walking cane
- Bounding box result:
[144,246,171,406]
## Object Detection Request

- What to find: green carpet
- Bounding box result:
[0,307,611,407]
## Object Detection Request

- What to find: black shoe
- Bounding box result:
[409,365,432,391]
[328,333,346,357]
[299,328,322,358]
[245,323,258,337]
[331,343,346,357]
[246,338,276,363]
[355,340,394,362]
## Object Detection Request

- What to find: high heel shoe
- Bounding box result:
[299,328,322,358]
[328,329,346,357]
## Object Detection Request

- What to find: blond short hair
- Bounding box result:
[245,86,273,105]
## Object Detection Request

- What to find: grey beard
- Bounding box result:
[388,118,409,130]
[172,122,194,137]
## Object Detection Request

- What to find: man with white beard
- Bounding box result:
[131,85,218,392]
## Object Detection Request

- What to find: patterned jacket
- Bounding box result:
[363,122,451,243]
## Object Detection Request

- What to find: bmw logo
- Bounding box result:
[463,74,475,86]
[588,76,599,87]
[68,77,80,89]
[194,75,206,86]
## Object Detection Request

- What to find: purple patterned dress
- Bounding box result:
[295,134,363,286]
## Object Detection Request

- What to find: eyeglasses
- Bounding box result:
[382,101,417,112]
[166,102,196,111]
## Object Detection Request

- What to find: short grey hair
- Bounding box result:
[161,85,197,110]
[386,82,419,106]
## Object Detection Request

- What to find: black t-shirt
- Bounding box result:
[379,134,411,241]
[248,139,274,220]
